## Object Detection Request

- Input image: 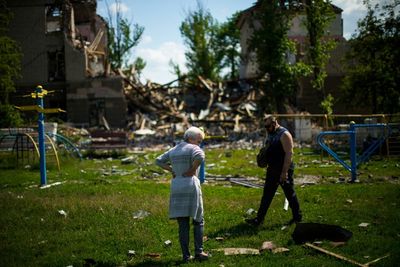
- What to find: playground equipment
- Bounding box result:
[46,132,83,160]
[317,122,392,182]
[15,85,65,186]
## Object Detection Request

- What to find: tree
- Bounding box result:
[132,57,146,78]
[304,0,337,113]
[106,0,144,70]
[0,0,21,105]
[342,0,400,114]
[0,0,23,127]
[215,12,241,80]
[179,1,220,82]
[249,0,310,113]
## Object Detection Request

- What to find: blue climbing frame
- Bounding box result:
[317,122,391,182]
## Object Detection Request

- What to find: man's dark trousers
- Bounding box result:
[256,167,302,223]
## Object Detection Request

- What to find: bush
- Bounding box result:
[0,104,23,127]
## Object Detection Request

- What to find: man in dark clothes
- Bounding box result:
[246,115,302,226]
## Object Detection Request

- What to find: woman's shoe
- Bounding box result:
[182,255,194,263]
[194,252,209,261]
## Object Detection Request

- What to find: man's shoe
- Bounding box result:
[194,252,209,261]
[245,217,262,226]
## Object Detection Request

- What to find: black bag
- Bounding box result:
[256,146,269,168]
[292,223,353,244]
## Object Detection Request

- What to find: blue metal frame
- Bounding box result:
[36,86,47,186]
[317,123,391,182]
[46,133,83,160]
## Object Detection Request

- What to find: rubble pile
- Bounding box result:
[120,69,263,140]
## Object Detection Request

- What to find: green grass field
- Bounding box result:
[0,147,399,266]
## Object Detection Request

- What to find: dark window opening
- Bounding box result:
[48,49,65,82]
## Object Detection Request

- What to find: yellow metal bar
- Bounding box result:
[15,105,39,111]
[15,106,66,113]
[23,133,40,158]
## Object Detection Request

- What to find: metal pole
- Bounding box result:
[36,85,47,186]
[349,122,357,182]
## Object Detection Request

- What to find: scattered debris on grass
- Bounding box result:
[127,250,136,257]
[58,210,67,217]
[132,210,150,219]
[260,241,276,252]
[246,208,256,216]
[272,247,290,254]
[305,242,390,267]
[214,248,260,255]
[358,222,369,228]
[40,181,66,189]
[145,253,161,259]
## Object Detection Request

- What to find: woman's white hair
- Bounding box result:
[184,126,205,141]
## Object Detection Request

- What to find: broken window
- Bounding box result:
[48,49,65,82]
[45,4,63,33]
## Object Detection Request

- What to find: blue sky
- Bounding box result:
[96,0,372,84]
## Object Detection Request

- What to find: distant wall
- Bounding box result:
[66,77,127,128]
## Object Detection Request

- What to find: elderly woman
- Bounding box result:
[155,126,209,262]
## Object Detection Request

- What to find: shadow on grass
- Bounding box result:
[208,222,284,239]
[127,259,183,267]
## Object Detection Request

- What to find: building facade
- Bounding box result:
[7,0,127,128]
[236,1,363,114]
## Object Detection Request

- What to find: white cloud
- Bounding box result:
[140,35,153,45]
[136,41,187,84]
[332,0,368,39]
[109,2,129,15]
[333,0,366,15]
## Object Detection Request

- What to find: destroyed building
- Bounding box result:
[7,0,127,128]
[237,1,364,114]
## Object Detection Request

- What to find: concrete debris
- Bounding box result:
[145,253,161,259]
[127,250,136,257]
[214,248,260,255]
[40,181,65,189]
[246,208,256,216]
[272,247,290,254]
[58,210,67,217]
[260,241,276,252]
[121,156,135,164]
[132,210,150,219]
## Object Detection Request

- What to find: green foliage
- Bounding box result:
[132,56,146,77]
[320,93,334,126]
[179,1,221,82]
[342,1,400,113]
[215,12,241,80]
[249,0,311,113]
[106,0,144,70]
[0,104,23,127]
[0,0,21,105]
[305,0,337,95]
[320,93,334,115]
